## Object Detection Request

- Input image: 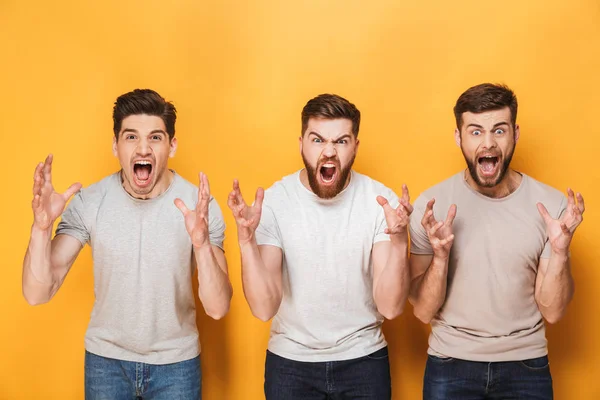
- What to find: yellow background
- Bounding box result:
[1,1,598,398]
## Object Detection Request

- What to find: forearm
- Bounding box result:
[194,245,232,320]
[240,240,282,321]
[373,241,410,319]
[410,255,449,323]
[537,250,574,323]
[22,226,59,305]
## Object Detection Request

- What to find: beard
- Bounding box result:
[302,152,355,199]
[462,146,515,188]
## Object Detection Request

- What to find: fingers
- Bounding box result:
[576,192,585,214]
[399,185,414,215]
[232,179,246,205]
[43,154,53,185]
[376,195,395,215]
[174,198,190,216]
[421,198,436,228]
[536,202,552,224]
[62,182,82,201]
[445,204,457,226]
[566,188,575,208]
[253,187,264,210]
[32,162,44,196]
[560,222,570,235]
[437,234,455,247]
[32,194,41,212]
[401,184,410,204]
[428,220,444,237]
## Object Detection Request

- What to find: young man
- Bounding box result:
[228,94,412,399]
[409,83,585,399]
[22,89,232,400]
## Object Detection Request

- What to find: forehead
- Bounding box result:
[305,117,353,138]
[461,107,512,128]
[120,114,166,133]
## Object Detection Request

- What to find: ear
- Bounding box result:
[299,135,303,154]
[169,137,178,158]
[112,137,118,157]
[514,124,520,143]
[454,128,461,147]
[355,138,360,150]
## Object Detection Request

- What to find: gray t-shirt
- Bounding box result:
[255,170,399,362]
[410,172,566,362]
[56,172,225,364]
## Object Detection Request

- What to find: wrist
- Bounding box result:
[31,224,53,238]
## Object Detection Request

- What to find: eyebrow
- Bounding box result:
[120,129,166,136]
[466,122,509,130]
[307,132,352,141]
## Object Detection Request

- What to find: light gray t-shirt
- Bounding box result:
[255,170,399,362]
[410,172,566,362]
[56,172,225,364]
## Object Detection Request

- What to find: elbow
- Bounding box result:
[205,302,231,321]
[543,310,566,325]
[250,307,276,322]
[412,304,434,324]
[378,303,405,321]
[22,290,49,306]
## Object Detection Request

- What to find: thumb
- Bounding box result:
[174,198,190,216]
[62,182,82,201]
[536,202,552,224]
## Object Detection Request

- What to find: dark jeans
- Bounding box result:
[84,351,201,400]
[423,355,553,400]
[264,346,391,400]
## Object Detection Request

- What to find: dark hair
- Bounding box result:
[301,94,361,137]
[112,89,177,140]
[454,83,518,129]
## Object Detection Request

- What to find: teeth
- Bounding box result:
[135,161,151,165]
[322,163,335,168]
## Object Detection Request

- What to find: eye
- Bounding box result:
[472,130,481,136]
[151,135,162,140]
[125,134,136,140]
[336,139,348,144]
[312,138,323,143]
[494,128,505,135]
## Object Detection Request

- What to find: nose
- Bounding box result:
[136,138,152,156]
[482,132,497,149]
[322,141,337,158]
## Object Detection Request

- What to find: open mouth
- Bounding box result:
[319,163,337,185]
[477,155,499,177]
[133,160,153,187]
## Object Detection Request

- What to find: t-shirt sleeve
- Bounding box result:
[374,189,401,243]
[255,203,282,249]
[540,195,568,259]
[55,191,90,245]
[409,195,433,255]
[208,196,226,250]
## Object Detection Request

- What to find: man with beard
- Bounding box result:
[409,83,585,399]
[22,89,232,399]
[227,94,411,399]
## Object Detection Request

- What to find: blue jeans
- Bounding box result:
[264,346,392,400]
[84,351,201,400]
[423,355,553,400]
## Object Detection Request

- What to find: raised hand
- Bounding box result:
[537,188,585,253]
[174,172,212,248]
[421,198,456,259]
[31,154,82,231]
[227,179,264,245]
[376,184,414,244]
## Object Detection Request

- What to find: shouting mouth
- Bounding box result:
[477,155,500,177]
[319,162,338,185]
[132,160,154,188]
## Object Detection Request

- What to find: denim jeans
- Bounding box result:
[84,351,201,400]
[264,346,391,400]
[423,354,553,400]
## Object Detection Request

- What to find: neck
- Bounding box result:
[121,169,174,200]
[464,169,522,199]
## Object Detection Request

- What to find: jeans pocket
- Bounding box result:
[366,347,389,360]
[519,356,550,370]
[427,355,455,364]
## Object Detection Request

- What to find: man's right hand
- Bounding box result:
[227,179,264,246]
[421,198,457,260]
[31,154,82,231]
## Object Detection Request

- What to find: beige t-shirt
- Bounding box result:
[410,172,566,362]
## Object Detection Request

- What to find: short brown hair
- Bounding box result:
[113,89,177,140]
[454,83,518,129]
[301,94,361,137]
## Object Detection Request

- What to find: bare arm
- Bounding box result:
[408,199,456,324]
[228,179,283,322]
[22,154,83,305]
[535,188,584,324]
[175,172,232,320]
[371,185,413,320]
